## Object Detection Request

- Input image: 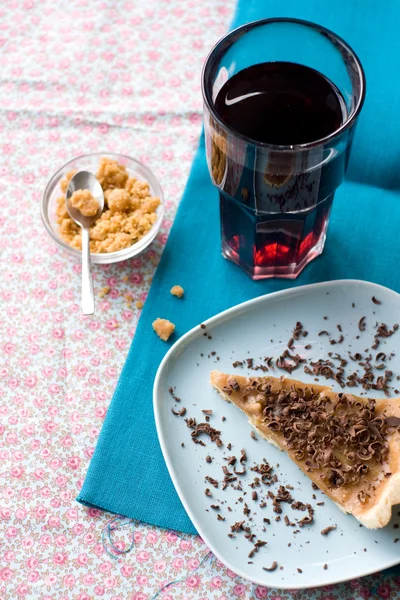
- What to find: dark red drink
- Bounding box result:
[212,62,347,278]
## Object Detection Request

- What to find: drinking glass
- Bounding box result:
[202,18,365,279]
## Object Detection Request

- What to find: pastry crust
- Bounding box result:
[210,370,400,529]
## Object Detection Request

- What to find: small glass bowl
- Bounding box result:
[41,152,164,264]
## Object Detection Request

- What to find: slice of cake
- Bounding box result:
[210,370,400,528]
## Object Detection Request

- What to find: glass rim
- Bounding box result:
[201,17,366,152]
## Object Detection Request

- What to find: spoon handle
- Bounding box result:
[81,227,94,315]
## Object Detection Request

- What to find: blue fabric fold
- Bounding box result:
[78,0,400,535]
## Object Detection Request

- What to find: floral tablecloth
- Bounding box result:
[0,1,399,598]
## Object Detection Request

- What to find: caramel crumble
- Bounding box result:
[69,189,99,217]
[56,157,160,253]
[152,318,175,342]
[170,285,184,298]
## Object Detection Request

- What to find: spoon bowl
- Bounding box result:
[66,171,105,315]
[65,171,104,228]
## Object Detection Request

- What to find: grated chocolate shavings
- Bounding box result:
[292,321,304,340]
[321,525,337,535]
[234,466,246,476]
[263,561,278,572]
[248,539,267,558]
[358,317,367,332]
[230,520,245,533]
[232,360,244,368]
[191,422,223,447]
[276,349,306,374]
[250,430,257,441]
[169,387,181,402]
[372,296,381,305]
[205,476,218,488]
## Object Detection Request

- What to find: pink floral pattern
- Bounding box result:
[0,0,399,598]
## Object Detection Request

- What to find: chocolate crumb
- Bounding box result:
[202,409,213,415]
[263,561,278,572]
[252,491,258,501]
[210,504,219,510]
[217,514,225,521]
[181,442,184,447]
[240,449,247,464]
[250,431,257,440]
[205,488,211,496]
[323,563,328,570]
[206,455,212,463]
[372,296,381,305]
[297,568,303,574]
[321,526,337,536]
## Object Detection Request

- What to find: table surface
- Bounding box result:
[1,1,399,599]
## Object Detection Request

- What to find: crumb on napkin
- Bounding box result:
[153,318,175,341]
[170,285,184,298]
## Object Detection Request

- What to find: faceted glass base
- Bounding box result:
[220,193,332,280]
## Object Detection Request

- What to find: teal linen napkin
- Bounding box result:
[78,0,400,534]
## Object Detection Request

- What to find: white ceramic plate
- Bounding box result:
[154,280,400,589]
